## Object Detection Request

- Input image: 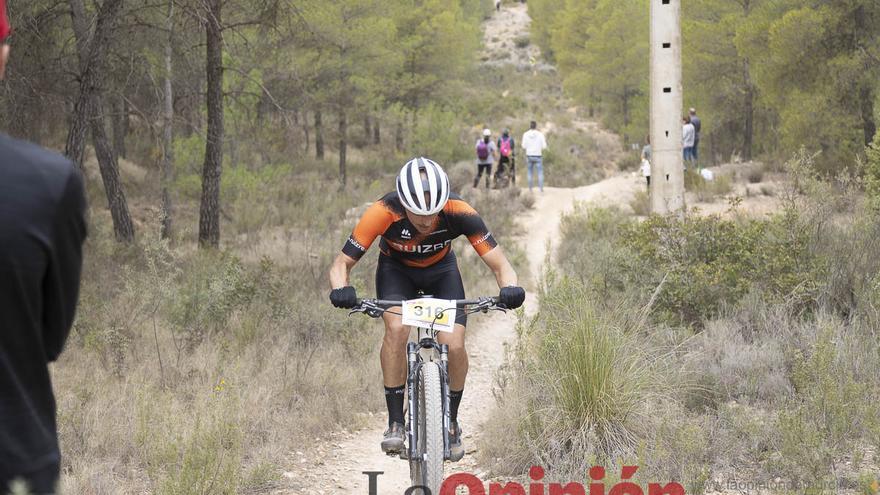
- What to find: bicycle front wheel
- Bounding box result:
[409,362,444,494]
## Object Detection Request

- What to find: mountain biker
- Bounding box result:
[328,157,525,462]
[474,128,497,189]
[495,128,516,187]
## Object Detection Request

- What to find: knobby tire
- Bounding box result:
[409,362,444,494]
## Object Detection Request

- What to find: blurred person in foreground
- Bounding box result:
[0,1,89,492]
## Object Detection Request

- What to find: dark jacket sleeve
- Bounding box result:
[42,168,87,362]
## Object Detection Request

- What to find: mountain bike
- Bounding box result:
[349,296,504,494]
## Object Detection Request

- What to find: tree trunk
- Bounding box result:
[743,59,755,161]
[860,84,876,146]
[160,0,174,239]
[373,117,381,144]
[853,5,875,146]
[621,88,630,145]
[91,103,135,242]
[65,0,91,170]
[303,110,310,154]
[198,0,223,248]
[111,95,127,159]
[67,0,135,243]
[589,89,596,118]
[710,132,716,166]
[339,110,347,188]
[395,121,404,152]
[315,108,324,160]
[363,115,371,144]
[743,86,754,161]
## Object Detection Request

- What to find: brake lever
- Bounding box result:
[475,301,505,314]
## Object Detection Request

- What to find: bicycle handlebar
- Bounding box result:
[349,296,503,319]
[354,296,499,308]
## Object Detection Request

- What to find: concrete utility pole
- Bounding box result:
[649,0,685,214]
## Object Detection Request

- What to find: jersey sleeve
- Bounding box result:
[342,201,393,260]
[446,199,498,256]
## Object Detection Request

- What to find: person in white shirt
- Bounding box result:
[682,117,696,169]
[521,121,548,192]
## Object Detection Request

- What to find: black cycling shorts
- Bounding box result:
[376,252,468,326]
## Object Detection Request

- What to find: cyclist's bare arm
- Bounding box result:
[329,252,358,289]
[480,246,518,288]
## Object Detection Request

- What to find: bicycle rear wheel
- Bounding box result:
[409,362,444,494]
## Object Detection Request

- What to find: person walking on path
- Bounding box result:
[682,116,696,169]
[495,0,501,11]
[474,128,497,189]
[521,121,548,192]
[641,135,652,187]
[0,2,89,492]
[495,128,516,187]
[689,108,702,162]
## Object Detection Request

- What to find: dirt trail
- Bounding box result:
[274,4,643,493]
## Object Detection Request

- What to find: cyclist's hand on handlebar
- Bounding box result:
[330,286,358,308]
[499,286,526,309]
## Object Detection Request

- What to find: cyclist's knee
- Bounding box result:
[446,339,466,355]
[444,331,466,354]
[383,320,408,344]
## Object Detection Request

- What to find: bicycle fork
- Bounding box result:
[405,340,452,462]
[405,342,420,461]
[439,344,451,461]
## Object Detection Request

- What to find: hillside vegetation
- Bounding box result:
[527,0,880,171]
[481,152,880,493]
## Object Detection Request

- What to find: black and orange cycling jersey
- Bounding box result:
[342,192,497,268]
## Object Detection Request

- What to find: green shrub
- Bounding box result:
[864,132,880,211]
[409,104,465,165]
[514,35,530,49]
[538,280,649,434]
[138,388,243,495]
[747,167,764,183]
[685,169,733,201]
[482,275,678,472]
[630,189,650,216]
[557,205,630,300]
[616,152,640,171]
[620,211,821,327]
[168,254,257,348]
[542,131,606,187]
[773,329,871,490]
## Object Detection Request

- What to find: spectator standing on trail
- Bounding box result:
[0,1,89,492]
[641,135,652,187]
[474,128,497,189]
[495,128,516,187]
[682,116,696,168]
[495,0,501,11]
[689,108,701,162]
[521,121,548,192]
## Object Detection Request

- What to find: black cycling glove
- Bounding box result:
[499,286,526,309]
[330,286,358,309]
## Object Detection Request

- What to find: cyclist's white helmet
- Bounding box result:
[396,157,450,216]
[482,128,491,137]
